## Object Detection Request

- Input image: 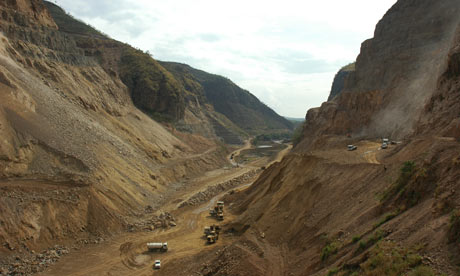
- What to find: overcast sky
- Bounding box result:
[53,0,396,118]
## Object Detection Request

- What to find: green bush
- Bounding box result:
[326,268,339,276]
[356,230,388,253]
[352,235,362,243]
[381,161,416,202]
[373,210,400,229]
[321,241,339,262]
[361,242,425,276]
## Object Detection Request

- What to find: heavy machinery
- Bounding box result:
[209,201,224,220]
[147,242,168,252]
[204,225,221,244]
[204,224,221,235]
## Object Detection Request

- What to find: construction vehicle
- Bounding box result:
[204,224,221,235]
[209,201,225,220]
[347,145,357,151]
[147,242,168,252]
[204,224,221,244]
[207,232,219,243]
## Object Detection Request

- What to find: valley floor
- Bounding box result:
[35,141,292,276]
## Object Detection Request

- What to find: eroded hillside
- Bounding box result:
[0,0,231,269]
[172,0,460,275]
[43,1,293,145]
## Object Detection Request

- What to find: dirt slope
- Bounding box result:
[0,1,229,269]
[180,0,460,275]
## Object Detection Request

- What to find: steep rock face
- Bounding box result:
[327,63,355,101]
[161,62,294,135]
[417,27,460,139]
[0,0,56,28]
[299,0,460,150]
[218,0,460,275]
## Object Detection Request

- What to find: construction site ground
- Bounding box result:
[36,140,293,276]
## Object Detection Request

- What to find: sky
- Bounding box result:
[52,0,397,118]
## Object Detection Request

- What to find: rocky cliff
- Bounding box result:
[299,0,460,150]
[201,0,460,275]
[327,63,355,101]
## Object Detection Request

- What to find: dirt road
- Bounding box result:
[39,141,291,276]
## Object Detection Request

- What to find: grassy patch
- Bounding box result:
[351,235,362,243]
[326,267,338,276]
[373,210,400,229]
[356,229,388,253]
[407,266,436,276]
[321,241,340,262]
[359,242,432,276]
[381,161,416,202]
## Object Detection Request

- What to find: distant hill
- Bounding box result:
[160,62,294,135]
[44,1,293,143]
[284,117,304,128]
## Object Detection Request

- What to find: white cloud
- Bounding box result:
[55,0,397,117]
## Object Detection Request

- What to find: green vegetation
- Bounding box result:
[373,210,400,229]
[119,48,185,121]
[338,242,437,276]
[292,122,305,146]
[326,268,339,276]
[351,235,362,243]
[44,1,108,38]
[356,229,388,253]
[381,160,436,211]
[321,241,340,262]
[360,242,429,276]
[341,62,356,72]
[160,61,294,135]
[285,117,305,128]
[251,132,292,145]
[381,161,416,202]
[407,266,436,276]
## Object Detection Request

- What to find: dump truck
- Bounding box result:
[209,201,225,220]
[147,242,168,252]
[204,225,221,235]
[217,210,224,220]
[207,232,219,243]
[204,225,221,244]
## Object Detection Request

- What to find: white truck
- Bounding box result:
[147,242,168,252]
[347,145,357,151]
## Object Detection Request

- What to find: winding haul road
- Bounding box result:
[39,141,291,276]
